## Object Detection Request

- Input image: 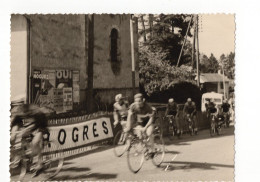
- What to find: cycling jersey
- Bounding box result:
[165,103,178,116]
[129,102,154,127]
[184,102,196,115]
[11,104,48,133]
[206,102,217,113]
[222,103,230,113]
[114,101,128,120]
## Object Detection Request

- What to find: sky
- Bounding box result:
[198,14,235,59]
[138,14,235,60]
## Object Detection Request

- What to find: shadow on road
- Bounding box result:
[65,145,114,161]
[52,172,117,181]
[161,161,234,171]
[163,125,234,146]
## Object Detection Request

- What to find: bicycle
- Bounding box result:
[165,115,181,139]
[186,114,195,136]
[126,126,165,173]
[10,130,64,181]
[209,113,222,136]
[223,112,230,128]
[113,120,131,157]
[113,115,162,157]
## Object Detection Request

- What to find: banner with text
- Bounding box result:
[45,117,113,152]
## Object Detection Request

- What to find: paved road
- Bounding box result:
[11,125,234,182]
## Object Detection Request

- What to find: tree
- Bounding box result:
[200,53,219,73]
[139,46,195,96]
[220,52,235,79]
[138,14,194,66]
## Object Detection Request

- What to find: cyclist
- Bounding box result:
[125,93,156,154]
[183,98,198,134]
[165,98,180,136]
[10,96,49,176]
[221,99,231,124]
[113,94,129,128]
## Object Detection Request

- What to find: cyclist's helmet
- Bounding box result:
[115,94,123,102]
[187,98,192,102]
[168,98,174,103]
[134,93,144,100]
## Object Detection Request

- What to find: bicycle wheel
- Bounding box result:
[210,122,215,137]
[127,138,145,173]
[152,134,165,167]
[41,140,64,180]
[113,129,129,157]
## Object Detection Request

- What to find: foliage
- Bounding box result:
[220,52,235,79]
[139,46,195,96]
[139,14,194,66]
[200,53,220,73]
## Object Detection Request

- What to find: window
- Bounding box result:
[110,28,121,75]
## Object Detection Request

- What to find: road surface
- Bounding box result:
[11,125,234,182]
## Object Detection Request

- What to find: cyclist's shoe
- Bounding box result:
[32,164,44,178]
[10,158,20,168]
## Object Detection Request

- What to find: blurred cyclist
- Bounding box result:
[183,98,198,134]
[10,95,49,176]
[113,94,129,128]
[165,98,181,136]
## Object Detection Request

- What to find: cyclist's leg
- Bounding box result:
[193,114,198,132]
[174,114,180,133]
[31,131,43,170]
[146,124,155,152]
[121,120,131,146]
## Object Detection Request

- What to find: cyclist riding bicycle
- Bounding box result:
[124,93,156,154]
[205,99,217,117]
[113,94,129,128]
[183,98,198,134]
[165,98,180,135]
[10,95,49,177]
[221,99,231,119]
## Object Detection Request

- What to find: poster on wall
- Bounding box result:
[56,70,72,88]
[53,88,63,113]
[32,69,78,113]
[72,70,80,103]
[32,70,42,103]
[63,87,73,112]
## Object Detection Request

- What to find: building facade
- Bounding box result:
[11,14,139,113]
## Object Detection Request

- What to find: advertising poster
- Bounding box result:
[53,88,64,113]
[56,70,72,88]
[72,70,80,103]
[63,87,73,112]
[32,70,41,103]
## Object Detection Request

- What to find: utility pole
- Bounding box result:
[191,15,196,69]
[130,15,136,98]
[176,15,193,67]
[86,14,94,113]
[222,60,226,99]
[195,15,200,87]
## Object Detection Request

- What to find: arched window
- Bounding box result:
[110,28,118,62]
[110,28,121,75]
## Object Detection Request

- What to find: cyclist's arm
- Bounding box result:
[144,110,155,131]
[125,109,134,132]
[113,109,120,124]
[165,106,169,117]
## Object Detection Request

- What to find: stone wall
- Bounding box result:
[93,14,139,89]
[30,14,87,94]
[29,14,139,107]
